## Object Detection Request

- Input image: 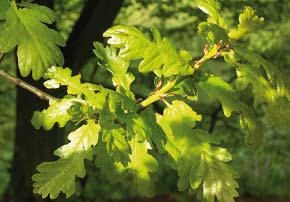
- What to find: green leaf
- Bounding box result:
[55,120,100,157]
[234,47,289,97]
[32,152,87,199]
[0,0,9,20]
[194,22,227,68]
[95,136,159,196]
[107,90,137,113]
[44,67,81,92]
[0,2,65,80]
[101,94,155,148]
[199,75,263,148]
[44,67,100,95]
[198,22,228,47]
[184,141,239,202]
[93,42,135,91]
[95,141,128,184]
[67,101,85,123]
[98,92,137,134]
[240,110,264,147]
[199,76,240,117]
[121,113,152,142]
[163,100,202,129]
[103,25,194,77]
[33,121,100,199]
[31,98,75,130]
[44,66,108,110]
[156,101,204,163]
[102,128,131,166]
[234,48,290,128]
[127,136,158,196]
[171,77,198,101]
[229,6,264,40]
[17,2,60,23]
[98,100,120,130]
[200,147,239,202]
[157,101,239,202]
[236,64,290,128]
[266,97,290,129]
[197,0,227,29]
[140,107,167,153]
[234,70,251,91]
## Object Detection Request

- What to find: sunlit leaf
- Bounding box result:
[93,42,135,91]
[44,66,107,110]
[0,2,65,80]
[103,25,194,77]
[44,67,101,95]
[229,6,264,40]
[32,152,87,199]
[96,135,158,196]
[157,101,239,202]
[31,98,75,130]
[55,120,100,157]
[33,121,100,199]
[102,128,131,165]
[197,0,227,29]
[127,137,158,196]
[95,141,128,184]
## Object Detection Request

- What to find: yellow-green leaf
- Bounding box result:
[0,2,65,80]
[229,6,264,40]
[103,25,194,77]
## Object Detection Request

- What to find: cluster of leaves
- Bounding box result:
[31,66,161,198]
[0,0,289,202]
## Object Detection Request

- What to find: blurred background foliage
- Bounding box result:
[0,0,289,201]
[0,52,15,199]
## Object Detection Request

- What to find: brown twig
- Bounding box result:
[0,52,59,102]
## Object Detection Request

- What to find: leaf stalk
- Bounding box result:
[139,77,181,108]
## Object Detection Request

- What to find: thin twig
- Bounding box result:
[0,52,59,101]
[0,68,59,102]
